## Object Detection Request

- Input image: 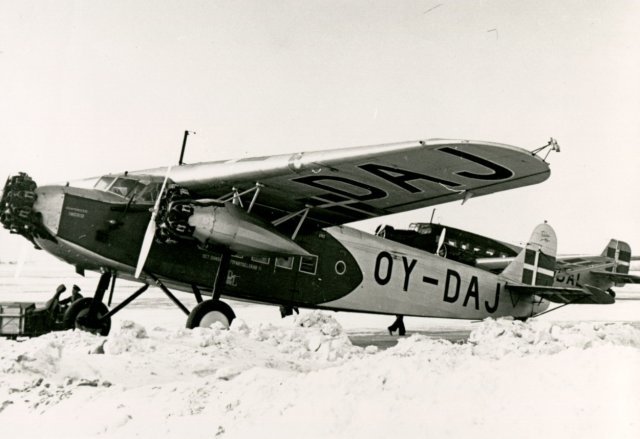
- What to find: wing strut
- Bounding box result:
[217,183,264,213]
[272,206,312,240]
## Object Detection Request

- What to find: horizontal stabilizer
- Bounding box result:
[506,284,615,305]
[589,270,640,284]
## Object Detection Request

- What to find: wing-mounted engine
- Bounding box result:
[154,185,310,256]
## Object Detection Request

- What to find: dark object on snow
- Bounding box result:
[0,284,85,338]
[388,315,406,336]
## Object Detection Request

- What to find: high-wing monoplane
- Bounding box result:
[1,138,580,334]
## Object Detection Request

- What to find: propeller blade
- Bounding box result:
[134,166,172,278]
[13,241,29,279]
[436,227,447,256]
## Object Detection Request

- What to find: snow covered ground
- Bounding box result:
[1,261,639,438]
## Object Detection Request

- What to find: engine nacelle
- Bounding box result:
[155,186,309,256]
[189,202,310,256]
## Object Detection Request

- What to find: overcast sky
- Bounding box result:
[1,0,638,262]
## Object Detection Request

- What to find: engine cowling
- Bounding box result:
[155,185,309,256]
[1,173,39,239]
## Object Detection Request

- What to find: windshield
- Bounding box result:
[93,175,165,203]
[108,178,142,197]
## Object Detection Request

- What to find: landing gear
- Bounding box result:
[66,247,238,335]
[186,300,236,329]
[184,249,237,329]
[63,298,112,335]
[64,271,113,335]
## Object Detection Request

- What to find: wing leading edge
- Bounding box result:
[138,139,551,228]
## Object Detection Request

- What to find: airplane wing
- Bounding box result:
[556,255,612,272]
[478,255,620,273]
[506,284,615,305]
[138,139,550,229]
[589,271,640,284]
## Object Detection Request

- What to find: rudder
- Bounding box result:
[601,239,631,274]
[502,223,557,286]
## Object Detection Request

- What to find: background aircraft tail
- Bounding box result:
[601,239,631,274]
[501,223,557,286]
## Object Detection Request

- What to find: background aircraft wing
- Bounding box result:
[589,271,640,284]
[556,255,612,271]
[506,284,615,305]
[139,139,550,229]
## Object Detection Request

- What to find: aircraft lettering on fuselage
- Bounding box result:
[294,148,515,206]
[555,272,581,286]
[372,252,500,313]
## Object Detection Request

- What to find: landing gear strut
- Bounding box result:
[185,249,236,329]
[64,271,113,335]
[66,249,237,335]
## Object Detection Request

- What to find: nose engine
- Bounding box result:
[1,173,52,244]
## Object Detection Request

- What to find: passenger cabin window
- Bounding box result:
[275,256,294,270]
[299,255,318,275]
[251,256,270,265]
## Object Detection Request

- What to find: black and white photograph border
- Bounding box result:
[1,2,639,438]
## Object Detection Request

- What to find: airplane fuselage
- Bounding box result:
[31,183,547,320]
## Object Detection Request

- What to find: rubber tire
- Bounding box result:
[186,300,236,330]
[63,297,111,336]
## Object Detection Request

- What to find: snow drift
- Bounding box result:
[1,314,639,438]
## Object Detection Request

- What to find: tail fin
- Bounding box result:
[502,223,557,286]
[601,239,631,274]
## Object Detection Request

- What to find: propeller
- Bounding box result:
[135,166,172,278]
[435,227,447,257]
[13,240,30,279]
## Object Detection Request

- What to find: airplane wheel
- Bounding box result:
[607,288,616,299]
[63,298,111,336]
[186,300,235,330]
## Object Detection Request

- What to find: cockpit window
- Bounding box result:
[135,182,162,203]
[409,223,433,235]
[94,176,115,190]
[92,174,166,203]
[108,178,141,197]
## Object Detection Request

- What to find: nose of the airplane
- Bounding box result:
[33,185,66,236]
[0,173,64,241]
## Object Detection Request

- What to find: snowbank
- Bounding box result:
[1,314,639,438]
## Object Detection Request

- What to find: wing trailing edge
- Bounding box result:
[589,270,640,284]
[506,284,615,305]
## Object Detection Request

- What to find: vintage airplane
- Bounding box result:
[1,137,594,335]
[379,221,639,311]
